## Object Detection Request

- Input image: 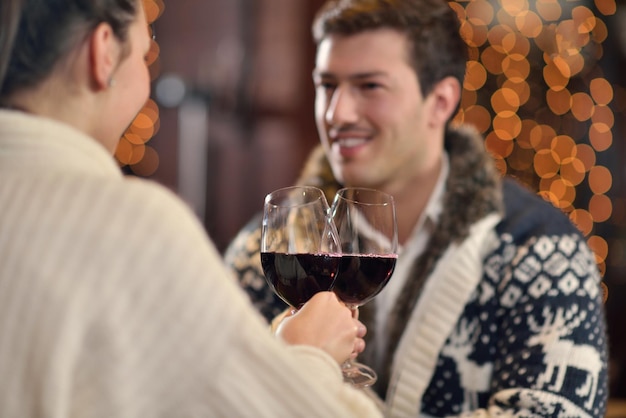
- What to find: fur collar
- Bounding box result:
[294,124,504,395]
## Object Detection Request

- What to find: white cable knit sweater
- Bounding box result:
[0,109,381,418]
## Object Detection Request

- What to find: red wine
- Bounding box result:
[260,252,341,309]
[333,254,397,306]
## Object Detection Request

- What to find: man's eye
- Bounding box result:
[316,82,336,92]
[361,82,381,90]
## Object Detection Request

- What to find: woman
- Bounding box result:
[0,1,380,416]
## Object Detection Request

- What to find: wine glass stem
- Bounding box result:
[343,303,359,368]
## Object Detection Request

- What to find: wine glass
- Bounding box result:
[330,187,398,387]
[260,186,341,313]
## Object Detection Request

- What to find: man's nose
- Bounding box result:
[326,86,358,126]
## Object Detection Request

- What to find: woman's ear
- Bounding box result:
[89,22,119,90]
[427,76,462,128]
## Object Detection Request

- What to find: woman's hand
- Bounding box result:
[275,292,367,364]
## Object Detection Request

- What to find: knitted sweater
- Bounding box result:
[0,110,382,418]
[224,125,609,417]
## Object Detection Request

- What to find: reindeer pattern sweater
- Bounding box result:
[225,125,609,417]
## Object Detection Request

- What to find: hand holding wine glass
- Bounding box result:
[260,186,368,364]
[274,291,367,364]
[330,187,398,387]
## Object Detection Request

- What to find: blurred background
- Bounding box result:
[130,0,625,396]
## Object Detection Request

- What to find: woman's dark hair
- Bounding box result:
[0,0,138,100]
[312,0,468,99]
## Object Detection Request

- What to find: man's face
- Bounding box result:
[313,29,442,190]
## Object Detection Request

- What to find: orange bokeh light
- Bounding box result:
[550,177,576,205]
[516,119,538,149]
[594,0,617,16]
[516,11,544,38]
[575,144,597,172]
[465,0,494,26]
[485,131,515,158]
[546,88,572,115]
[130,146,160,177]
[502,79,531,105]
[590,78,614,105]
[529,124,556,151]
[465,61,488,91]
[492,89,521,113]
[569,209,594,236]
[573,6,597,32]
[502,54,530,82]
[493,111,522,140]
[570,92,595,121]
[534,149,560,178]
[502,32,531,56]
[589,123,613,152]
[560,157,586,186]
[551,135,576,161]
[536,0,562,21]
[589,194,613,223]
[590,16,609,43]
[462,105,492,133]
[587,235,609,262]
[591,105,614,128]
[143,0,164,23]
[543,60,569,90]
[481,46,507,75]
[588,165,612,195]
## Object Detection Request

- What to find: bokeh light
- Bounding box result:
[132,0,619,277]
[452,0,617,275]
[114,0,164,176]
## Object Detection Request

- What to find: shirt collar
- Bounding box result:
[399,152,450,253]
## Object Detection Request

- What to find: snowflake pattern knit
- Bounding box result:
[422,193,607,417]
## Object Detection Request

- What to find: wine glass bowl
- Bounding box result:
[330,187,398,387]
[333,254,396,308]
[260,186,340,311]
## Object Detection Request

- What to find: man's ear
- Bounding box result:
[89,22,119,90]
[427,76,462,128]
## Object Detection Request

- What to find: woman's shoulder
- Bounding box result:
[97,176,204,232]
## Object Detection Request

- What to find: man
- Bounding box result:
[225,0,609,416]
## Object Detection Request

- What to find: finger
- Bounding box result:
[351,306,359,319]
[354,320,367,338]
[351,338,365,358]
[270,308,293,333]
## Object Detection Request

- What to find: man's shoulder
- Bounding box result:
[224,212,263,261]
[223,212,265,282]
[498,177,582,238]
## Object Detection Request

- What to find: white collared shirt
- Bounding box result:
[372,152,450,371]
